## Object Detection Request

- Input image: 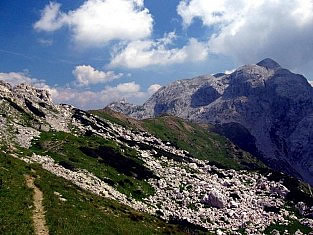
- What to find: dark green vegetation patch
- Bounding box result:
[264,219,313,234]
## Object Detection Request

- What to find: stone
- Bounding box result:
[296,202,307,216]
[230,201,239,208]
[201,191,226,209]
[270,229,280,235]
[216,229,224,235]
[189,163,198,170]
[294,229,303,235]
[270,184,289,197]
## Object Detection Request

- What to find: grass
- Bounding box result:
[0,151,209,234]
[264,219,313,234]
[0,153,34,235]
[90,110,134,129]
[142,116,265,170]
[28,131,155,200]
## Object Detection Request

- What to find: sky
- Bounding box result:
[1,0,313,109]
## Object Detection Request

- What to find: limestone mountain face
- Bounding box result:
[108,59,313,185]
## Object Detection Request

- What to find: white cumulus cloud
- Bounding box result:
[177,0,313,71]
[34,2,67,32]
[34,0,153,46]
[110,32,209,68]
[73,65,123,86]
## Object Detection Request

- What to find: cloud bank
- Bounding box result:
[0,72,45,87]
[52,82,161,109]
[0,71,161,109]
[178,0,313,70]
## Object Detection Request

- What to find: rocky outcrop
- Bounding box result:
[108,99,141,116]
[0,82,72,147]
[108,59,313,185]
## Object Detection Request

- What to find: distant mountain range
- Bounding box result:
[108,58,313,185]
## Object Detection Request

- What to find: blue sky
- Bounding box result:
[1,0,313,109]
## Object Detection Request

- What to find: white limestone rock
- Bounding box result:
[201,191,227,209]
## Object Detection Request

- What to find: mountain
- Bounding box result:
[107,58,313,186]
[1,80,313,234]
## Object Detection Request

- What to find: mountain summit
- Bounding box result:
[108,59,313,185]
[256,58,281,69]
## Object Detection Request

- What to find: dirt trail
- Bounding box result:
[25,175,49,235]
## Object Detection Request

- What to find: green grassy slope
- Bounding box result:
[33,165,203,235]
[0,152,34,235]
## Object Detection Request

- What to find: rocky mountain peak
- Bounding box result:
[0,81,53,105]
[107,59,313,185]
[0,80,71,147]
[256,58,281,70]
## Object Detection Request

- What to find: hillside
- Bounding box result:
[90,108,265,171]
[0,81,313,234]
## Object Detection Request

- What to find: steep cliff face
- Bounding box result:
[108,59,313,185]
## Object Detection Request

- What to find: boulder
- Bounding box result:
[270,184,290,197]
[296,202,307,216]
[189,163,198,170]
[201,191,226,209]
